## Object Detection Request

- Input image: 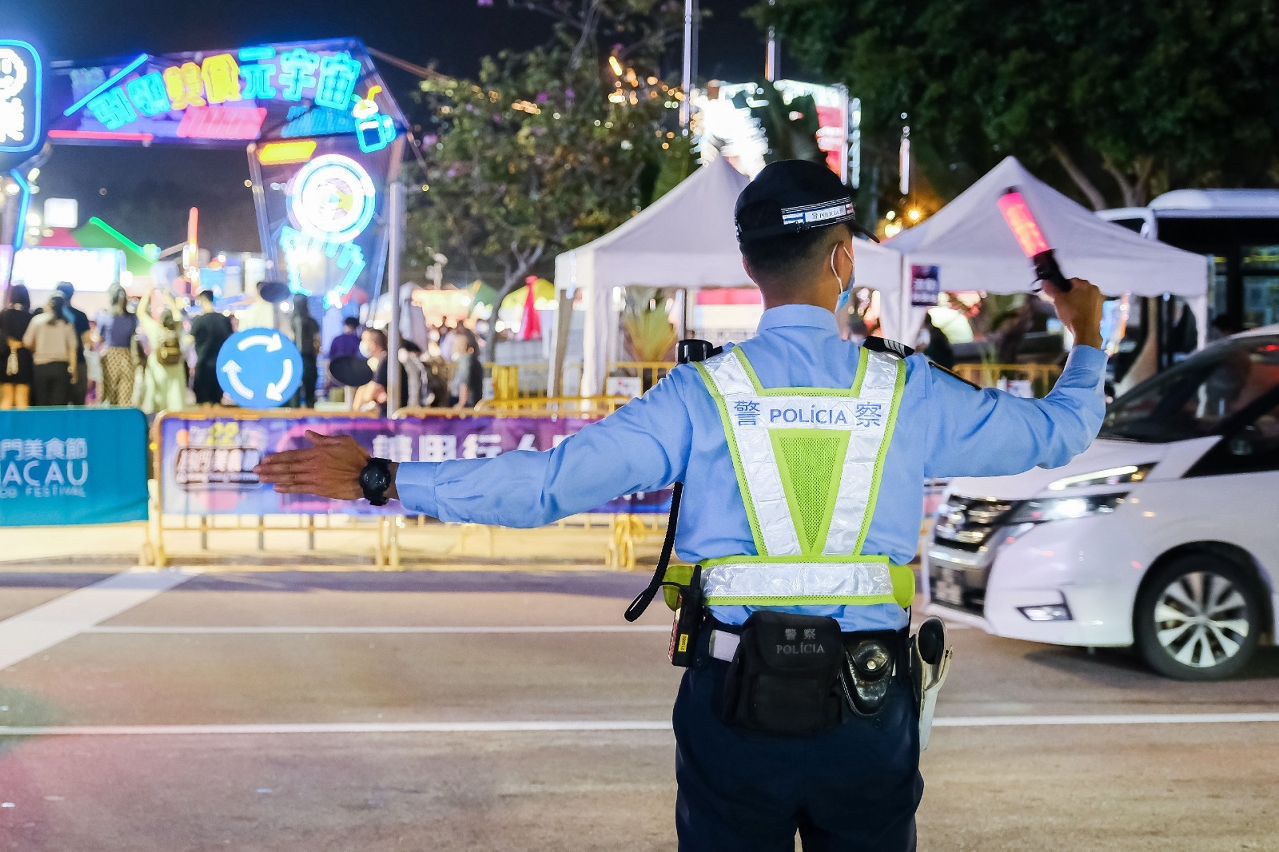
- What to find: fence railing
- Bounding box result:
[951,363,1063,398]
[472,395,632,417]
[607,361,676,393]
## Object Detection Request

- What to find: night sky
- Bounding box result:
[4,0,770,253]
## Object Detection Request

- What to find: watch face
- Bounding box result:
[360,463,390,494]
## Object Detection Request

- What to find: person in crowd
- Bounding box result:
[352,328,406,416]
[450,330,484,409]
[329,316,362,360]
[1209,314,1242,342]
[326,316,362,399]
[23,293,79,406]
[240,280,281,331]
[138,289,188,414]
[85,318,103,403]
[96,284,140,407]
[399,283,430,352]
[399,339,430,408]
[0,284,34,409]
[922,313,956,369]
[995,301,1034,364]
[54,283,91,405]
[290,294,320,408]
[189,289,233,406]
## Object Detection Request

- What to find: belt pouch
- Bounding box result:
[722,611,845,736]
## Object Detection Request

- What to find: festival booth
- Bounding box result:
[854,156,1211,351]
[551,156,751,396]
[0,39,676,569]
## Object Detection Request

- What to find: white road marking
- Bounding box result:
[3,713,1278,738]
[932,712,1279,728]
[86,625,672,635]
[0,721,674,736]
[93,622,966,635]
[0,569,195,670]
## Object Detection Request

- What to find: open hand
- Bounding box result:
[254,430,369,500]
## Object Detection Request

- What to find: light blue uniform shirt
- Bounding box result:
[397,304,1108,631]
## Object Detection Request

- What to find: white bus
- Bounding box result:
[1101,189,1279,392]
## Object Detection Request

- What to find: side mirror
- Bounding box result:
[1227,424,1261,457]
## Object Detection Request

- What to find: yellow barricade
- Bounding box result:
[951,363,1062,398]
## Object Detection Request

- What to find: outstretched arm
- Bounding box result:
[256,372,694,527]
[924,278,1108,479]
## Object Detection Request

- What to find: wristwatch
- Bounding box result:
[359,457,393,506]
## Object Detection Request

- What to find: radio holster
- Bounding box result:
[840,637,895,716]
[910,616,953,750]
[722,611,846,736]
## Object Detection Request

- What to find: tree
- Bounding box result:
[755,0,1279,209]
[407,1,688,356]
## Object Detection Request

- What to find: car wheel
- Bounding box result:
[1134,555,1262,681]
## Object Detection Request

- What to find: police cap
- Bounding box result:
[735,159,878,243]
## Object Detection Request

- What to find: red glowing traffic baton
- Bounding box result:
[997,188,1072,291]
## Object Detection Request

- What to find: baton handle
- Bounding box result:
[1032,250,1073,292]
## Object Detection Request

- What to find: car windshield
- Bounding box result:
[1100,335,1279,442]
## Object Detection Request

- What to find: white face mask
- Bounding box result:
[831,243,854,312]
[359,342,373,359]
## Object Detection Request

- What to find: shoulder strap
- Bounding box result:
[862,336,915,359]
[624,339,720,623]
[624,481,683,622]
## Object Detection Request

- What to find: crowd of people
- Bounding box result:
[1,280,491,415]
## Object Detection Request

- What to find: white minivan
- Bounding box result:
[924,326,1279,680]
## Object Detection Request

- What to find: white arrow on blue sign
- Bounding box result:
[215,330,304,409]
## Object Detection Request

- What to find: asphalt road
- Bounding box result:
[1,567,1277,851]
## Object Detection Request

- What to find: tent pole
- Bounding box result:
[386,181,405,414]
[549,289,573,397]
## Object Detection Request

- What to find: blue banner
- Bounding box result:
[0,407,149,527]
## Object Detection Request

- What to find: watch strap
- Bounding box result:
[361,457,392,506]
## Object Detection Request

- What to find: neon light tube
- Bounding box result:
[86,217,150,257]
[9,169,30,252]
[257,140,317,165]
[238,46,276,62]
[48,129,155,143]
[62,53,149,117]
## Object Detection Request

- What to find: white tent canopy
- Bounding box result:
[553,156,751,395]
[854,156,1211,347]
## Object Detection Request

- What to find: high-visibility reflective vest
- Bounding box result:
[693,346,914,609]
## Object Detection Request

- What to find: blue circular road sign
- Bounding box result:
[216,329,303,409]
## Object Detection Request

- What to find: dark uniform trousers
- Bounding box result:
[673,625,923,852]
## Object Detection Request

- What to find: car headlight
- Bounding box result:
[1007,493,1127,524]
[1046,464,1154,491]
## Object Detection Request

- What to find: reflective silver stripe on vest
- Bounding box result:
[824,350,899,555]
[700,348,901,558]
[701,560,897,603]
[701,351,802,556]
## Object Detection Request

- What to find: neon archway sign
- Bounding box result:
[288,154,377,242]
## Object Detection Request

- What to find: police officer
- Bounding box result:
[256,160,1107,851]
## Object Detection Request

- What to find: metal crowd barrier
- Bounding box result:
[951,363,1063,398]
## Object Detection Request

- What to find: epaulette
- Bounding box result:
[927,361,982,390]
[863,337,914,359]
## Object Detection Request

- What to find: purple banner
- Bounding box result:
[159,414,672,517]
